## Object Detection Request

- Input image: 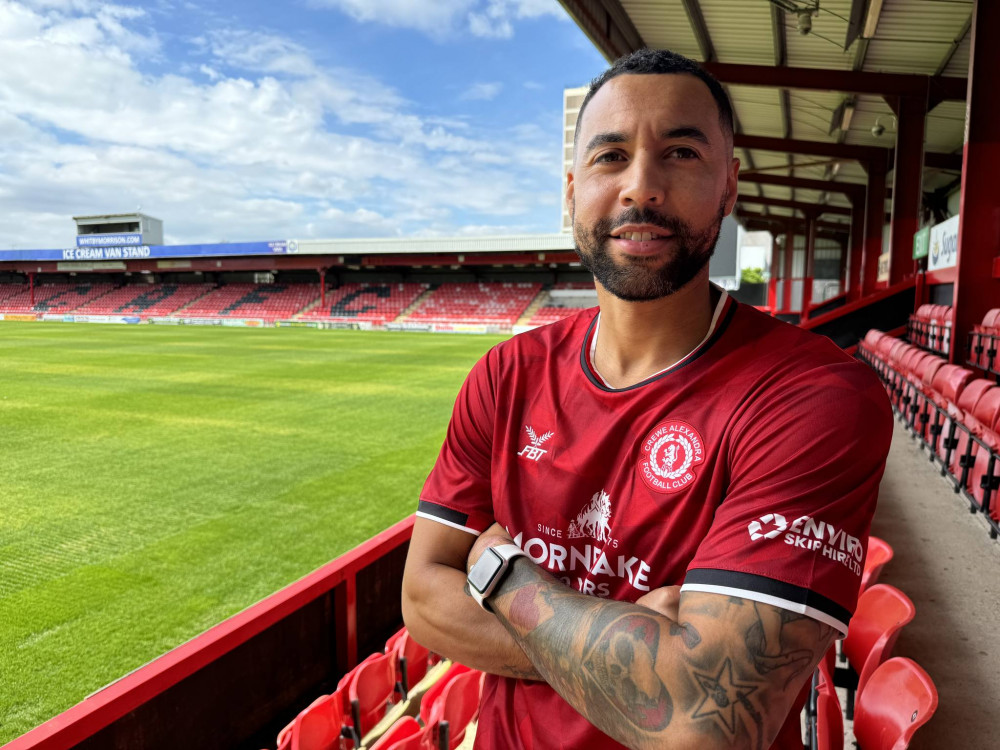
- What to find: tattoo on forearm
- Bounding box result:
[489,563,834,750]
[583,612,673,731]
[669,620,702,649]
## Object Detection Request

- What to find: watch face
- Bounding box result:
[468,548,504,594]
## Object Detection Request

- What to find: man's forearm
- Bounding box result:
[487,558,691,748]
[401,560,542,680]
[486,558,830,750]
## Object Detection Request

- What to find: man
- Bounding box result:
[402,48,892,749]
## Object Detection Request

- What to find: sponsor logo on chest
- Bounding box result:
[514,489,654,596]
[638,419,705,493]
[518,424,553,461]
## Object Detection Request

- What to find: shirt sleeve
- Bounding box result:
[416,348,498,535]
[681,360,893,635]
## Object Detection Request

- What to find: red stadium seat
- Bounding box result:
[839,584,915,716]
[277,692,349,750]
[367,717,424,750]
[419,663,474,726]
[956,389,1000,518]
[348,651,400,741]
[860,536,893,592]
[814,666,844,750]
[388,628,431,695]
[426,669,483,750]
[852,658,938,750]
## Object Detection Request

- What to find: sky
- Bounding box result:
[0,0,607,248]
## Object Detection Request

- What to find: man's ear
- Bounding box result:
[565,170,575,216]
[723,157,740,216]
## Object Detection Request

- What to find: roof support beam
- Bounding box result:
[701,62,966,100]
[737,196,852,217]
[734,134,889,163]
[735,134,961,171]
[739,173,865,199]
[738,210,849,233]
[681,0,715,62]
[555,0,643,62]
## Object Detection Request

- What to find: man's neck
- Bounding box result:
[592,271,718,389]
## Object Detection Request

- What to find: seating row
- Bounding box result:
[859,329,1000,540]
[967,307,1000,375]
[0,282,115,313]
[807,537,938,749]
[270,627,481,750]
[75,283,214,317]
[300,283,428,323]
[407,282,541,326]
[907,303,952,355]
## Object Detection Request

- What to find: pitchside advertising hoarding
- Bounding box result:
[928,215,960,272]
[0,240,291,262]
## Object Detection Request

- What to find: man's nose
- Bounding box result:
[620,156,666,208]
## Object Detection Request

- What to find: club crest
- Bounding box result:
[638,419,705,493]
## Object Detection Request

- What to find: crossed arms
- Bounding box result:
[402,518,836,750]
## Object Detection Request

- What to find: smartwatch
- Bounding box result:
[467,543,527,611]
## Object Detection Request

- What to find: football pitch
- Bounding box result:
[0,322,505,743]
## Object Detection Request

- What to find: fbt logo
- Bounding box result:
[747,512,863,576]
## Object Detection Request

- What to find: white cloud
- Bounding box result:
[311,0,565,39]
[0,2,562,249]
[460,81,502,101]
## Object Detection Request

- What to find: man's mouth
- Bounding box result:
[611,231,668,242]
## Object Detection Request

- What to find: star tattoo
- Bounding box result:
[691,657,759,735]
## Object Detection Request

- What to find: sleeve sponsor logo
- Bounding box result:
[638,420,705,493]
[747,512,863,576]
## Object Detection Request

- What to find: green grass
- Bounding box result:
[0,322,504,743]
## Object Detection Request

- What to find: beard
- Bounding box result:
[573,200,727,302]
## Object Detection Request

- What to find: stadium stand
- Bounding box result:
[907,304,953,357]
[300,283,427,324]
[968,307,1000,374]
[0,282,114,313]
[860,329,1000,539]
[173,283,318,321]
[525,281,598,327]
[267,630,484,750]
[407,282,541,326]
[73,283,213,318]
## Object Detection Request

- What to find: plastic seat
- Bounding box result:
[283,692,348,750]
[389,628,431,695]
[860,536,893,592]
[852,658,938,750]
[348,651,399,741]
[841,584,916,705]
[936,376,992,463]
[419,663,474,726]
[367,716,425,750]
[426,669,483,750]
[960,389,1000,511]
[814,666,844,750]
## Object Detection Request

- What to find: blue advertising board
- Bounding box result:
[0,240,290,262]
[76,233,143,247]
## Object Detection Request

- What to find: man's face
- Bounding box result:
[567,73,740,301]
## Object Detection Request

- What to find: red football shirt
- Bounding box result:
[418,293,893,749]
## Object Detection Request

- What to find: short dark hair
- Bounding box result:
[573,47,734,152]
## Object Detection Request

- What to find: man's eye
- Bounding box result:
[594,152,624,163]
[670,147,698,159]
